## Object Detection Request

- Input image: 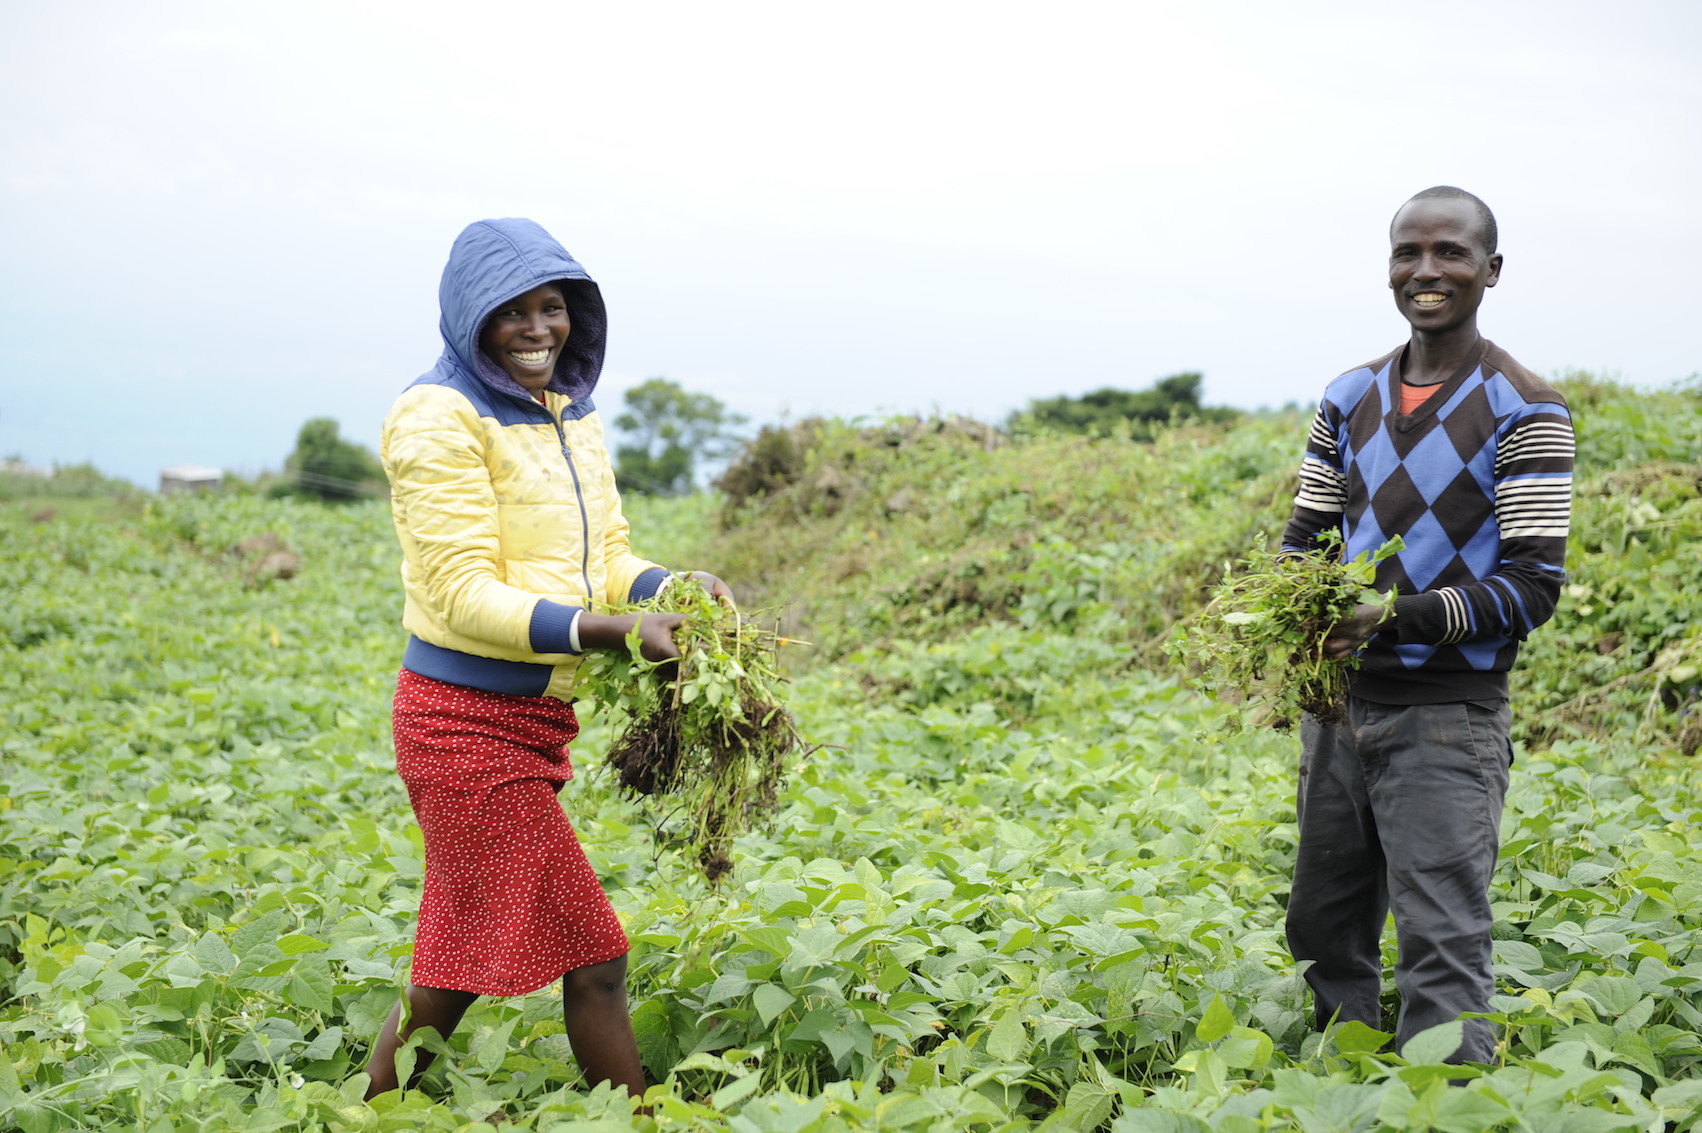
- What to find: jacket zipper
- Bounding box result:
[549,406,595,606]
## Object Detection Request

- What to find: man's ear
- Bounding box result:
[1486,252,1503,288]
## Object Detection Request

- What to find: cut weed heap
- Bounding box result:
[580,575,802,882]
[1176,533,1402,730]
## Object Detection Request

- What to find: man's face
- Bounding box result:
[479,282,571,394]
[1388,198,1502,336]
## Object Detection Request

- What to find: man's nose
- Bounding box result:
[1414,253,1442,280]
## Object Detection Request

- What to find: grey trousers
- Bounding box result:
[1285,697,1512,1063]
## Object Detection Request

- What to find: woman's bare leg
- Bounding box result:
[562,954,646,1100]
[363,984,479,1099]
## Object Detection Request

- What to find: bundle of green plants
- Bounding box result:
[579,575,802,882]
[1173,533,1402,730]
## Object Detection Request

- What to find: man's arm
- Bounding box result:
[1388,406,1575,646]
[1280,405,1347,554]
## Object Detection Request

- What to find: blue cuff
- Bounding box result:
[529,600,586,654]
[629,567,671,602]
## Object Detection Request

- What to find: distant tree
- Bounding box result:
[613,378,748,496]
[280,417,384,501]
[1009,372,1236,437]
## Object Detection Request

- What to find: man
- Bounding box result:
[1281,186,1574,1063]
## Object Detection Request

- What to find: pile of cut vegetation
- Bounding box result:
[578,577,803,882]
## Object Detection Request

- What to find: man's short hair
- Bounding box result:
[1394,186,1498,255]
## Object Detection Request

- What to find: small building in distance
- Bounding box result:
[159,465,223,494]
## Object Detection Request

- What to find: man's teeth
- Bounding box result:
[512,349,550,364]
[1414,294,1445,307]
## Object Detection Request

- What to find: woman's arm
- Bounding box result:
[384,390,568,651]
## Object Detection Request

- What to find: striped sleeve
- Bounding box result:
[1394,404,1574,644]
[1281,405,1346,553]
[1494,417,1574,542]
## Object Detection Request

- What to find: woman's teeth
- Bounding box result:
[512,349,550,365]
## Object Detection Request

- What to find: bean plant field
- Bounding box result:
[3,377,1701,1132]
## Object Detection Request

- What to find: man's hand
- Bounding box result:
[1323,603,1392,660]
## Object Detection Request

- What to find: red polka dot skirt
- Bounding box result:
[392,668,629,996]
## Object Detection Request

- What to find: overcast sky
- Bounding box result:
[2,1,1698,486]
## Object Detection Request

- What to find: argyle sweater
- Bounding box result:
[1281,340,1574,704]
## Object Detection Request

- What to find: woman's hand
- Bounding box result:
[630,612,686,663]
[688,571,737,610]
[577,612,686,663]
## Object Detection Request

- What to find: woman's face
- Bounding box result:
[479,283,570,394]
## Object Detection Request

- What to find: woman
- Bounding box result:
[363,217,732,1102]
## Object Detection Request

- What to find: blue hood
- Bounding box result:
[433,218,607,405]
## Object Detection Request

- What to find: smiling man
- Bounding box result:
[1278,187,1575,1064]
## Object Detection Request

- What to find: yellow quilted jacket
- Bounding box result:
[381,219,667,701]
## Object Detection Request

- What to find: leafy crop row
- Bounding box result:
[3,376,1699,1130]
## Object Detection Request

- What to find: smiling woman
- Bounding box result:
[480,284,572,394]
[363,218,737,1111]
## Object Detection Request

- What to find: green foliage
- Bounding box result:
[704,412,1297,661]
[0,461,144,525]
[4,376,1701,1130]
[1514,375,1702,749]
[615,378,748,497]
[0,461,137,502]
[1009,373,1238,438]
[279,416,385,502]
[1174,534,1403,730]
[717,418,827,513]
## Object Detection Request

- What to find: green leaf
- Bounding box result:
[1609,1029,1662,1079]
[277,933,330,956]
[231,910,287,957]
[302,1025,345,1062]
[1577,975,1642,1016]
[0,1046,21,1097]
[192,931,238,974]
[986,1009,1027,1062]
[752,983,794,1026]
[287,960,335,1015]
[1401,1020,1464,1065]
[1430,1087,1513,1133]
[83,1003,124,1048]
[1063,1071,1117,1131]
[1196,993,1234,1042]
[475,1014,520,1073]
[1217,1025,1273,1070]
[1332,1019,1393,1053]
[709,1070,763,1110]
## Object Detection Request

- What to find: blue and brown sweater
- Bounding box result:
[1281,340,1574,705]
